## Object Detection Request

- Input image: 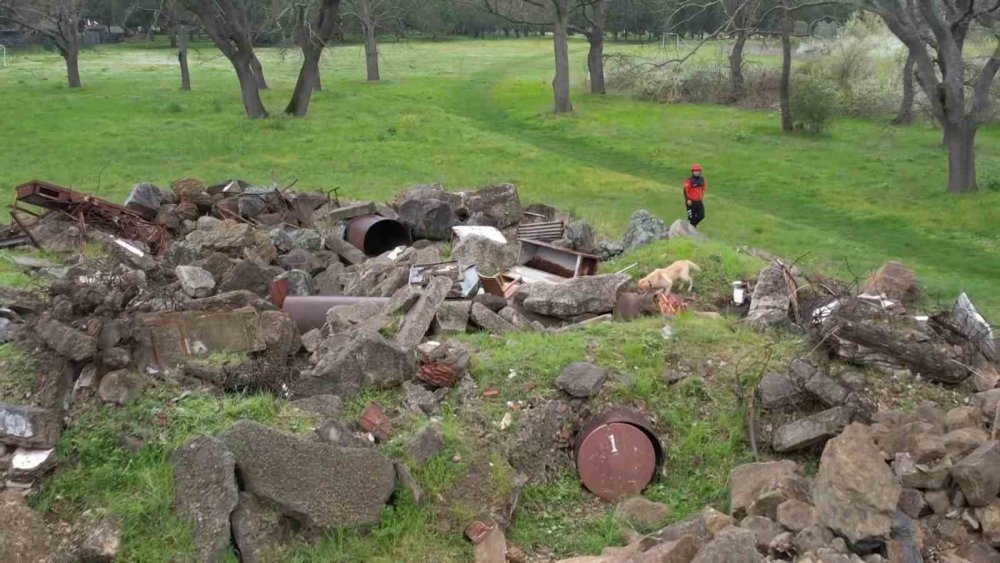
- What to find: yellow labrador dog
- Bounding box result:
[637,260,701,295]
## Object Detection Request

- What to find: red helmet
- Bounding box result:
[691,163,702,172]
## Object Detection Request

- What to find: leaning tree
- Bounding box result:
[860,0,999,192]
[286,0,343,115]
[0,0,88,88]
[178,0,269,117]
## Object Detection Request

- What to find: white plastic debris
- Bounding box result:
[732,281,747,305]
[452,226,507,244]
[499,412,513,431]
[12,448,55,471]
[112,237,145,258]
[661,322,674,340]
[387,246,407,261]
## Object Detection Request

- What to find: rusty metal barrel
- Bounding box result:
[281,296,389,333]
[575,408,665,501]
[346,214,411,256]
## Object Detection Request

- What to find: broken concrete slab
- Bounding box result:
[0,404,62,449]
[139,306,266,366]
[294,331,415,398]
[555,362,607,398]
[745,265,792,330]
[758,373,808,410]
[97,370,143,406]
[175,265,215,299]
[325,235,367,265]
[219,420,396,529]
[171,436,239,563]
[0,492,58,563]
[9,447,57,482]
[79,516,122,563]
[182,290,276,312]
[951,440,1000,507]
[291,395,344,420]
[396,276,451,350]
[518,274,631,319]
[259,311,301,359]
[229,492,289,563]
[452,235,518,277]
[36,314,97,362]
[436,301,471,334]
[470,303,516,335]
[404,424,445,465]
[772,406,854,453]
[498,307,536,331]
[216,259,271,296]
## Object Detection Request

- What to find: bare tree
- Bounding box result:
[286,0,342,116]
[726,0,763,98]
[779,0,793,131]
[0,0,87,88]
[161,1,195,90]
[573,0,608,94]
[178,0,269,117]
[486,0,597,113]
[860,0,999,192]
[343,0,398,81]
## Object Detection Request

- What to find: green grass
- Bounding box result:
[0,342,38,402]
[0,38,996,316]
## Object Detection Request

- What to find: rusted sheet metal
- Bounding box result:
[281,295,389,333]
[139,306,266,366]
[346,213,411,256]
[517,239,599,280]
[655,293,688,316]
[575,408,664,501]
[515,220,565,242]
[14,180,166,253]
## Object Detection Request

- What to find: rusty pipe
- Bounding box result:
[282,296,390,333]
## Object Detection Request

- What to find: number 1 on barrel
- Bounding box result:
[608,434,619,453]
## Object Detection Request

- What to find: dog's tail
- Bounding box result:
[686,260,702,271]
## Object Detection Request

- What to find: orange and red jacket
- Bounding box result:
[684,176,706,202]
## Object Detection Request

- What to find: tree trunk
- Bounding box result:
[779,0,793,133]
[233,56,269,118]
[65,50,82,89]
[730,29,748,99]
[363,23,380,81]
[178,26,191,91]
[250,52,268,89]
[587,1,606,95]
[892,53,915,125]
[945,121,978,193]
[286,50,322,116]
[170,33,178,48]
[552,3,573,113]
[314,73,322,92]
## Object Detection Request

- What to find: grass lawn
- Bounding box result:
[0,37,997,316]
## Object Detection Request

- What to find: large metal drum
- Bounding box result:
[575,408,664,501]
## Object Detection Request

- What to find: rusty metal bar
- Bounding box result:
[516,221,565,242]
[8,211,42,250]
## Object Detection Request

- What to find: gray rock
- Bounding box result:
[498,307,537,331]
[395,462,425,506]
[396,276,451,350]
[740,515,782,552]
[79,516,122,563]
[217,259,271,296]
[274,269,315,297]
[518,274,631,318]
[197,215,221,231]
[862,261,920,303]
[291,395,344,420]
[124,182,162,218]
[775,498,817,533]
[897,488,928,520]
[397,198,458,241]
[945,427,989,459]
[230,492,289,563]
[758,372,808,410]
[100,347,131,370]
[772,406,853,453]
[668,219,706,240]
[621,210,669,252]
[277,248,326,275]
[324,235,367,265]
[313,262,345,296]
[470,303,516,335]
[506,400,575,479]
[746,265,791,330]
[616,497,670,530]
[473,293,508,312]
[462,184,522,228]
[564,220,596,253]
[946,406,982,432]
[175,265,215,298]
[182,290,276,312]
[403,382,442,415]
[951,440,1000,506]
[813,423,901,544]
[973,388,1000,419]
[0,404,61,449]
[555,362,607,398]
[404,424,445,465]
[98,370,143,405]
[36,314,97,361]
[270,228,323,253]
[219,420,396,528]
[171,436,239,563]
[294,331,415,398]
[729,460,801,519]
[435,301,471,334]
[953,293,996,362]
[196,252,235,282]
[793,524,835,554]
[259,311,301,359]
[691,525,763,563]
[451,235,518,277]
[186,220,255,253]
[314,419,367,448]
[597,239,625,261]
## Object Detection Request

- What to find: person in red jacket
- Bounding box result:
[683,163,707,227]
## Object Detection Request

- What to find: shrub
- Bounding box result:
[791,78,840,134]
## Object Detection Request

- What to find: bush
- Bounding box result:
[791,78,840,134]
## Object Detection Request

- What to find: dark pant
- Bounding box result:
[686,200,705,227]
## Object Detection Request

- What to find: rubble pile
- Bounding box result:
[561,409,1000,562]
